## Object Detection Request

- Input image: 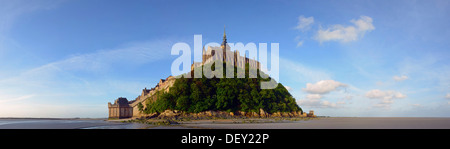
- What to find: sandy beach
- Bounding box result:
[1,117,449,129]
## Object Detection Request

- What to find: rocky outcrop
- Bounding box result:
[158,110,180,118]
[238,111,246,116]
[271,112,281,117]
[146,113,158,119]
[281,112,290,117]
[150,109,309,119]
[259,108,268,118]
[251,112,260,118]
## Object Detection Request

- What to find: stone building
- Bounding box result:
[128,76,176,118]
[108,75,177,119]
[108,97,133,119]
[307,110,316,118]
[191,27,260,71]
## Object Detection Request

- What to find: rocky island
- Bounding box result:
[108,29,315,124]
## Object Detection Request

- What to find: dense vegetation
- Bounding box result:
[142,61,302,114]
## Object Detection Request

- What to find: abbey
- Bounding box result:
[108,28,262,119]
[191,27,260,72]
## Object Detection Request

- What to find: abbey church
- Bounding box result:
[191,28,260,71]
[108,28,261,119]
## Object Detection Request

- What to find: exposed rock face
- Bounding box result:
[291,111,298,117]
[146,113,158,119]
[158,110,180,118]
[252,112,260,118]
[205,111,213,117]
[148,109,310,120]
[271,112,281,117]
[239,111,246,116]
[260,108,267,118]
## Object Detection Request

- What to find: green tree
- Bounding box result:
[137,102,144,112]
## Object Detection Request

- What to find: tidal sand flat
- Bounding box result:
[0,118,151,129]
[179,117,450,129]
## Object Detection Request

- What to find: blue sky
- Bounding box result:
[0,0,449,118]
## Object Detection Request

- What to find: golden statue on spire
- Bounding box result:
[223,25,226,38]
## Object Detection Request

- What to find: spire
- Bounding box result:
[222,25,227,47]
[223,25,226,38]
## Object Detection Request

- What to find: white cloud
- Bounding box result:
[297,98,339,109]
[295,15,314,31]
[297,80,350,109]
[365,89,406,109]
[365,89,407,100]
[296,40,304,47]
[294,16,313,47]
[294,36,304,47]
[297,85,349,108]
[446,93,450,99]
[393,75,409,81]
[303,80,348,94]
[315,16,374,43]
[306,94,322,100]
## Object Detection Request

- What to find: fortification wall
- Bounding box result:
[129,76,176,118]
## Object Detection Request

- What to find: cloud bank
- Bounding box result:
[297,80,348,109]
[365,89,406,109]
[295,15,314,31]
[303,80,348,94]
[315,16,375,43]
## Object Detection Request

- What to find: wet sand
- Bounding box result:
[180,117,450,129]
[0,118,147,129]
[1,117,449,129]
